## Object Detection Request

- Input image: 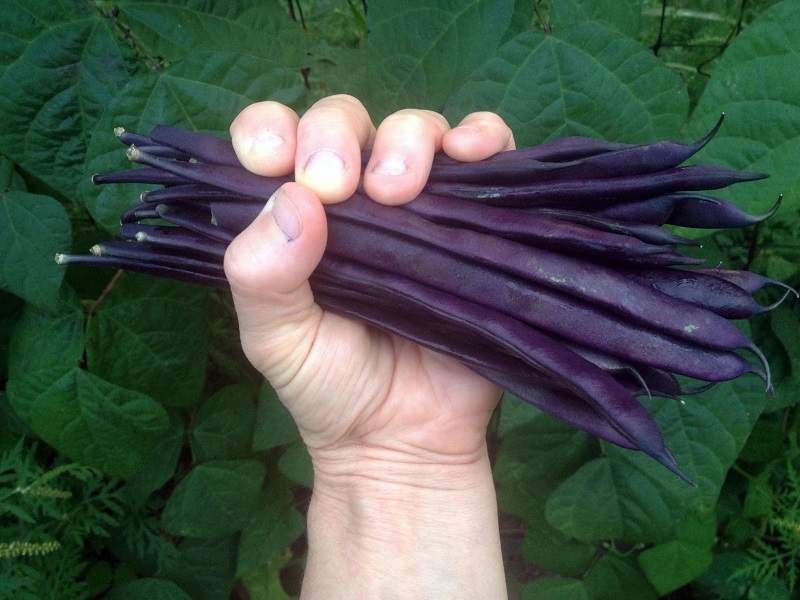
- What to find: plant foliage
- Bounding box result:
[0,0,798,598]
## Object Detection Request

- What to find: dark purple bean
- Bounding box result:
[323,215,764,383]
[326,194,753,352]
[91,241,224,275]
[696,268,799,298]
[141,183,263,205]
[667,194,782,229]
[154,204,235,243]
[424,165,767,208]
[426,115,724,185]
[311,276,640,449]
[402,192,673,259]
[121,205,161,224]
[149,125,243,167]
[315,254,689,480]
[620,267,772,319]
[528,207,699,247]
[119,223,227,259]
[593,194,680,224]
[210,201,263,234]
[127,146,282,200]
[92,167,192,187]
[55,253,228,288]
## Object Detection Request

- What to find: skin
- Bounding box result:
[224,95,515,599]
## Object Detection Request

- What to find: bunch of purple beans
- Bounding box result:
[58,116,797,484]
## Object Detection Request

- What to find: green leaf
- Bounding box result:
[241,556,293,600]
[118,0,309,68]
[0,2,136,195]
[6,298,169,478]
[0,191,71,309]
[191,385,257,461]
[236,485,305,578]
[521,511,596,578]
[162,536,238,600]
[279,439,313,489]
[548,0,642,37]
[584,553,658,600]
[123,412,185,508]
[444,22,688,147]
[688,0,800,214]
[693,551,751,600]
[636,509,717,594]
[107,578,192,600]
[85,274,210,408]
[545,377,765,543]
[161,459,266,538]
[497,393,541,436]
[638,539,714,595]
[742,471,773,519]
[82,51,307,232]
[521,577,589,600]
[364,0,517,119]
[494,412,596,519]
[252,381,300,452]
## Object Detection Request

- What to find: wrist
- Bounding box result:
[301,445,507,599]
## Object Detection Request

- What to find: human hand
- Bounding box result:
[224,95,514,599]
[224,95,516,479]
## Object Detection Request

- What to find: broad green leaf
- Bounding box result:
[83,51,307,232]
[584,554,658,600]
[0,191,71,309]
[118,0,309,68]
[688,0,800,213]
[364,0,517,119]
[236,485,305,578]
[6,296,169,478]
[85,274,210,408]
[252,381,300,452]
[0,2,136,195]
[638,539,714,595]
[693,551,751,600]
[123,412,185,508]
[521,577,589,600]
[107,578,192,600]
[162,536,238,600]
[161,459,266,538]
[241,556,293,600]
[497,393,541,436]
[494,412,596,519]
[521,511,596,577]
[279,439,313,489]
[545,377,765,543]
[766,303,800,411]
[191,384,257,461]
[747,576,792,600]
[444,22,688,147]
[548,0,643,37]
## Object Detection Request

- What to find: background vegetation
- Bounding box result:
[1,0,798,598]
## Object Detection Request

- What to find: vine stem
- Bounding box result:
[89,269,124,316]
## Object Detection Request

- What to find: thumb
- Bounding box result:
[224,182,327,382]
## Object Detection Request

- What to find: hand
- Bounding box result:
[225,95,515,471]
[224,95,514,599]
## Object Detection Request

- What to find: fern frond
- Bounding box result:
[0,540,61,559]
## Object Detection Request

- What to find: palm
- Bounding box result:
[245,307,501,461]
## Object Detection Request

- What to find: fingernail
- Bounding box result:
[249,130,284,155]
[304,150,345,180]
[263,190,302,241]
[371,155,408,176]
[455,124,480,132]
